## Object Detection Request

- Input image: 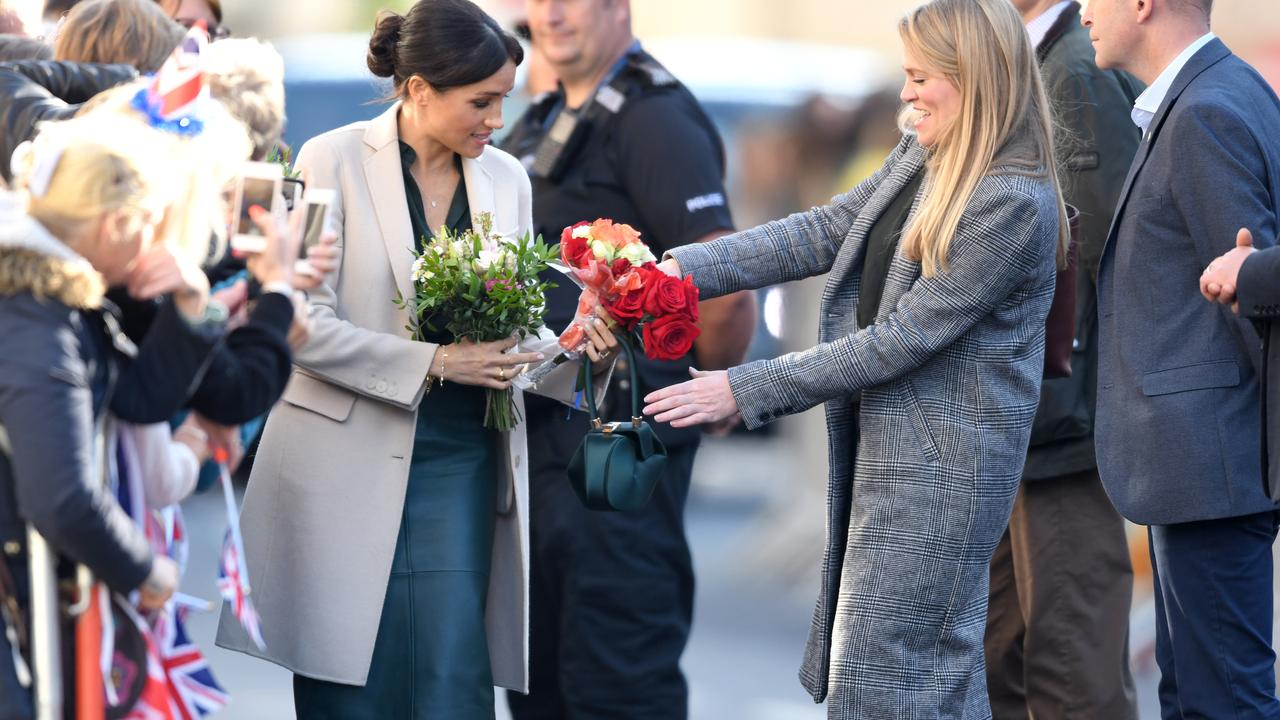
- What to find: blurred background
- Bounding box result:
[9,0,1279,717]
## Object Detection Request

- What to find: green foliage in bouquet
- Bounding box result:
[394,213,560,430]
[267,145,301,179]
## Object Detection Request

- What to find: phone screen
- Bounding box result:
[237,177,277,236]
[300,200,329,257]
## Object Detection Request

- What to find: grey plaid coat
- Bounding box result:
[669,137,1058,718]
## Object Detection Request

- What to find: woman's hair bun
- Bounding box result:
[366,10,404,78]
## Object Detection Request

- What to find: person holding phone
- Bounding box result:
[215,1,616,717]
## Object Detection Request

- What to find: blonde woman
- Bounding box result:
[0,113,190,718]
[645,0,1067,715]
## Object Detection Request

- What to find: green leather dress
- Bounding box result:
[293,145,499,719]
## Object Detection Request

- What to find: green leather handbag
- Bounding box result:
[567,338,668,511]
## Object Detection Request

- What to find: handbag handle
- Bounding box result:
[579,336,643,430]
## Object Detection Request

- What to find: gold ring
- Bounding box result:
[499,367,507,380]
[599,349,611,359]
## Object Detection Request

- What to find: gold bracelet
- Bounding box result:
[438,350,447,387]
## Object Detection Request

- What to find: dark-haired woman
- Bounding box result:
[214,1,616,717]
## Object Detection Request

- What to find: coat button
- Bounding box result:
[376,380,388,393]
[366,377,377,390]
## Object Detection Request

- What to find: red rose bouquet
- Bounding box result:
[513,219,701,390]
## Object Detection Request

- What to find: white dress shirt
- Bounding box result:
[1131,33,1217,133]
[1025,0,1074,50]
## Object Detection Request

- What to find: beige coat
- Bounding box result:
[215,104,601,691]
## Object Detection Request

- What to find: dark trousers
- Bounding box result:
[1149,511,1280,720]
[507,398,697,720]
[985,468,1137,720]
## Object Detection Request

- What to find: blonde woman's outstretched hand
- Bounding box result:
[643,368,739,428]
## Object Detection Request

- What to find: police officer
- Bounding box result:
[503,0,755,717]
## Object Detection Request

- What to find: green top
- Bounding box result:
[399,140,471,255]
[858,169,924,330]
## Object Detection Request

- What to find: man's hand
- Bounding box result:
[642,368,739,428]
[1201,228,1257,312]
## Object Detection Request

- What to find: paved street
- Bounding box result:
[180,435,1161,719]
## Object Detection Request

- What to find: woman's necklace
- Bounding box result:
[419,163,458,211]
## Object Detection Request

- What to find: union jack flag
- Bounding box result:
[217,528,265,650]
[153,608,228,719]
[118,603,175,720]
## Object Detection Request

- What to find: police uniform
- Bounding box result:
[502,46,733,719]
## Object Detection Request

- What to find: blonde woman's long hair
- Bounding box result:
[898,0,1070,277]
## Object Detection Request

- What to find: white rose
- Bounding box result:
[590,239,615,262]
[572,225,593,240]
[620,242,656,266]
[450,240,467,257]
[473,248,502,273]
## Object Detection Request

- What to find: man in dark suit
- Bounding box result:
[1084,0,1280,715]
[1202,231,1280,502]
[984,2,1143,718]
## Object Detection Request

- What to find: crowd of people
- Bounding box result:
[0,0,1277,719]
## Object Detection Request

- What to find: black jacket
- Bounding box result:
[1023,4,1145,480]
[0,196,153,719]
[107,289,295,425]
[0,60,137,184]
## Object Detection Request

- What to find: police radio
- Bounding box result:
[530,61,636,183]
[529,107,586,182]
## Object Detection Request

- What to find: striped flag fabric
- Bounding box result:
[153,608,228,719]
[216,454,265,650]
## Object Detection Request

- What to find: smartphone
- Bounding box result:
[295,188,336,277]
[229,161,283,254]
[282,176,305,212]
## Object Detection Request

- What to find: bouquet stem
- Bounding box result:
[485,387,522,431]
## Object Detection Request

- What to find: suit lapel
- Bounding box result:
[363,103,416,306]
[1035,1,1081,63]
[1101,39,1232,259]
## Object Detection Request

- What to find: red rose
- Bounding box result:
[610,257,632,276]
[642,272,688,318]
[604,288,646,330]
[560,222,592,267]
[642,315,700,361]
[682,275,700,323]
